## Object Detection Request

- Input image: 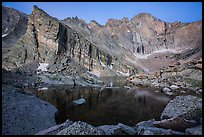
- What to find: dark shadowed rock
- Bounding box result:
[153,116,198,131]
[35,119,73,135]
[97,123,136,135]
[135,119,185,135]
[136,126,185,135]
[117,123,137,135]
[2,6,28,48]
[185,125,202,135]
[135,119,156,127]
[97,125,124,135]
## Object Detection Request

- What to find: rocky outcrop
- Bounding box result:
[97,123,137,135]
[56,121,105,135]
[135,119,185,135]
[160,95,202,123]
[2,6,28,48]
[2,5,202,76]
[153,117,198,131]
[2,84,57,135]
[35,119,73,135]
[4,5,135,78]
[62,12,202,74]
[128,58,202,93]
[185,125,202,135]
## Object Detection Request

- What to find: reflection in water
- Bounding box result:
[24,85,171,126]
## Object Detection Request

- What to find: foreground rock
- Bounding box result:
[185,125,202,135]
[2,84,57,135]
[135,119,184,135]
[153,117,198,131]
[97,125,124,135]
[160,95,202,123]
[97,123,136,135]
[35,119,73,135]
[72,98,86,105]
[57,121,105,135]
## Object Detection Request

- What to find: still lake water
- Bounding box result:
[24,77,172,126]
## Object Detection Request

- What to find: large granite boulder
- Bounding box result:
[35,119,73,135]
[56,121,104,135]
[97,125,124,135]
[185,125,202,135]
[160,95,202,123]
[135,119,184,135]
[2,85,57,135]
[97,123,136,135]
[153,116,198,131]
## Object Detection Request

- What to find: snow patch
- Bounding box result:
[117,70,130,76]
[108,82,113,87]
[38,87,48,91]
[2,33,8,37]
[37,63,49,72]
[100,60,107,67]
[134,49,180,59]
[124,86,131,89]
[127,30,130,32]
[108,65,113,69]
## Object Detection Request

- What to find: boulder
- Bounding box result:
[136,126,184,135]
[161,95,202,123]
[57,121,104,135]
[117,123,137,135]
[185,125,202,135]
[135,119,184,135]
[161,73,169,80]
[135,119,156,127]
[195,63,202,70]
[72,98,86,105]
[196,89,202,95]
[162,87,171,92]
[164,91,174,96]
[35,119,73,135]
[2,85,57,135]
[153,117,198,131]
[170,85,179,90]
[97,125,124,135]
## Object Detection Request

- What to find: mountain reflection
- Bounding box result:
[24,85,171,126]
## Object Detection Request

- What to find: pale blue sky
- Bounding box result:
[2,2,202,25]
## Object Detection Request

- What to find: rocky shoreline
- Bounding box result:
[2,67,202,135]
[127,58,202,97]
[2,5,202,135]
[34,94,202,135]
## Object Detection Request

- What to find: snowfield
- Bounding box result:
[37,63,49,72]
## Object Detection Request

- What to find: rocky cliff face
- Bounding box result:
[2,6,28,48]
[2,5,202,76]
[3,5,135,79]
[64,13,202,73]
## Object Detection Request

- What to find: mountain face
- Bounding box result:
[2,5,202,78]
[2,6,28,48]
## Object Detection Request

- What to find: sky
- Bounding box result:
[2,2,202,25]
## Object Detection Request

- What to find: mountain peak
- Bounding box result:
[130,12,159,22]
[89,20,102,27]
[32,5,50,17]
